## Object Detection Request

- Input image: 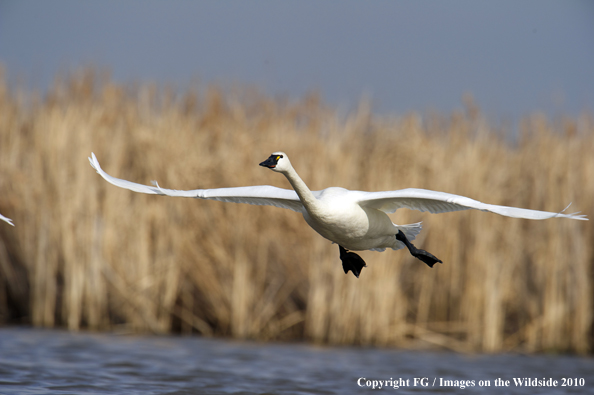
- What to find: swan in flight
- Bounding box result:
[0,213,14,226]
[89,152,587,278]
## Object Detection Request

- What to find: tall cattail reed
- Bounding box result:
[0,69,592,353]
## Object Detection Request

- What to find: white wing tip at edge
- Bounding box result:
[563,212,588,221]
[558,202,588,221]
[0,214,14,226]
[88,152,100,172]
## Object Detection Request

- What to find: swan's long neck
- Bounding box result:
[282,166,322,215]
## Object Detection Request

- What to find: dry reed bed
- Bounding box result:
[0,70,592,353]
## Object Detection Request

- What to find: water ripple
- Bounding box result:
[0,327,592,394]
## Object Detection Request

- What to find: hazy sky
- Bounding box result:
[1,1,593,122]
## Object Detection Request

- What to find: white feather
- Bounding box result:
[0,213,14,226]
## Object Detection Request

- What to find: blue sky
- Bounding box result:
[1,1,592,122]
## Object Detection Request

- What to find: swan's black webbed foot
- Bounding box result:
[395,230,443,268]
[339,246,367,278]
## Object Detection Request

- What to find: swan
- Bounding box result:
[0,213,13,226]
[89,152,587,278]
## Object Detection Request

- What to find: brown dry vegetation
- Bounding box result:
[0,69,592,353]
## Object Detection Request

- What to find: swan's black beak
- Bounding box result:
[259,155,279,169]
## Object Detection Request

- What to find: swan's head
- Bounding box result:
[259,152,291,172]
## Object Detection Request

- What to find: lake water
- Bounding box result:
[0,327,592,394]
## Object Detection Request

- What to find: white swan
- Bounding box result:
[0,213,14,226]
[89,152,587,278]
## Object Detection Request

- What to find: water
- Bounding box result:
[0,327,592,395]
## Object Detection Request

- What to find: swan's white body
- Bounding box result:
[0,213,14,226]
[89,151,586,255]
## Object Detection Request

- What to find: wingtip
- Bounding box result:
[1,216,13,226]
[557,203,588,221]
[88,152,100,172]
[556,215,587,221]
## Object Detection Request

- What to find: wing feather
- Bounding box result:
[357,188,587,221]
[0,213,14,226]
[89,153,304,213]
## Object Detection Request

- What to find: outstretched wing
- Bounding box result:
[0,213,14,226]
[89,153,305,213]
[356,188,587,221]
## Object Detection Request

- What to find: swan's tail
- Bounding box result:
[369,222,423,252]
[395,222,422,242]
